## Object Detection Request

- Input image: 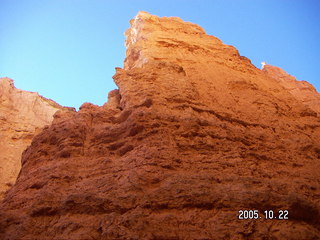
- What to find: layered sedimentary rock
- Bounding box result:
[262,63,320,115]
[0,78,72,199]
[1,12,320,240]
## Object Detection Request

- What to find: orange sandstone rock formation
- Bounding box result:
[0,12,319,239]
[0,78,73,199]
[262,63,320,115]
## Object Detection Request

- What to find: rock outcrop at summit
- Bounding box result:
[1,12,320,240]
[0,78,72,199]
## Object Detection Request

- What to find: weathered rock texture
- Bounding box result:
[1,12,320,240]
[262,63,320,115]
[0,78,72,199]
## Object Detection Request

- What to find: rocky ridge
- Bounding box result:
[0,12,319,240]
[262,63,320,115]
[0,78,73,199]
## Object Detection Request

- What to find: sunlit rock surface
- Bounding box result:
[0,12,319,240]
[262,63,320,115]
[0,78,73,199]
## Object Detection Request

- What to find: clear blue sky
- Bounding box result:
[1,0,319,109]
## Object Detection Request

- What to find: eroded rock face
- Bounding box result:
[1,12,320,240]
[262,63,320,115]
[0,78,73,199]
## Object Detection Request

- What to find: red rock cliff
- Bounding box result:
[0,12,319,240]
[262,63,320,114]
[0,78,73,199]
